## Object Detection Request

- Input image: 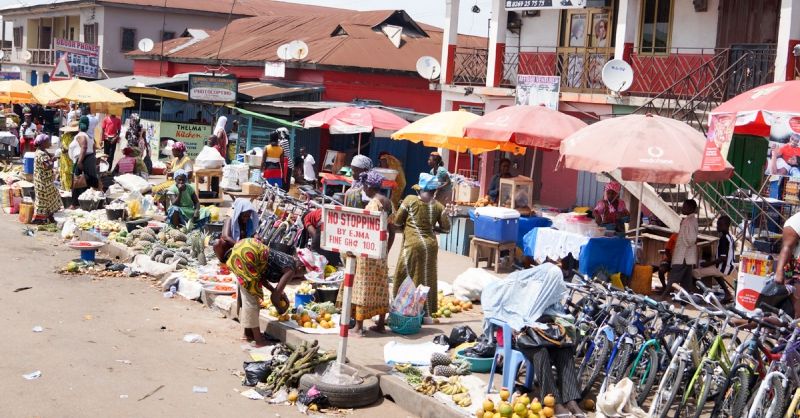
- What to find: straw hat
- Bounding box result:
[60,120,79,133]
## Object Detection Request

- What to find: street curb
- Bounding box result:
[263,319,468,418]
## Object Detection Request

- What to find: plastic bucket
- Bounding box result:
[294,293,314,309]
[23,152,35,174]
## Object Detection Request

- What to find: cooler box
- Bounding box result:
[23,152,35,174]
[472,207,519,243]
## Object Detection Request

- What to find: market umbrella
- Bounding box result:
[32,79,134,111]
[391,110,525,155]
[463,105,587,150]
[711,80,800,137]
[0,80,35,104]
[560,114,733,251]
[302,106,410,151]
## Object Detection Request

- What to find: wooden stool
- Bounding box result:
[194,168,224,204]
[470,236,516,273]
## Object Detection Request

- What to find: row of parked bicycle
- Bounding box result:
[565,274,800,418]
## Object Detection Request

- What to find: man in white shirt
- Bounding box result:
[301,147,316,186]
[669,199,699,292]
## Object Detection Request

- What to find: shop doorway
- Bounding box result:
[559,2,616,92]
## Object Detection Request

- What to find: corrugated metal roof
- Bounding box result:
[92,74,189,90]
[237,81,322,101]
[1,0,344,17]
[129,10,485,74]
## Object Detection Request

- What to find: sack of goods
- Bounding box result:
[220,165,242,191]
[195,146,226,169]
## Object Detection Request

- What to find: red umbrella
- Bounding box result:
[464,105,587,150]
[711,80,800,137]
[302,106,409,135]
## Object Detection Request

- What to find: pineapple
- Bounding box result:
[433,365,457,377]
[431,352,452,367]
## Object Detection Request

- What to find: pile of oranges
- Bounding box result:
[291,312,335,329]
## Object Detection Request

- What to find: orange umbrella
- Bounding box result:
[0,80,35,104]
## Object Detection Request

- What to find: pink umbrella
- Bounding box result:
[303,106,409,150]
[464,105,587,150]
[560,114,732,184]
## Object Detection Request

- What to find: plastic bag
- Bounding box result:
[448,325,478,348]
[452,268,498,302]
[391,277,417,314]
[243,361,273,386]
[463,334,496,359]
[298,386,330,409]
[195,146,226,169]
[114,173,151,193]
[756,279,794,316]
[432,334,450,346]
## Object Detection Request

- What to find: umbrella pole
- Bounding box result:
[357,133,362,154]
[530,148,538,178]
[634,182,643,263]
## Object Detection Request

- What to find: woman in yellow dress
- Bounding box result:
[152,142,193,203]
[59,120,79,191]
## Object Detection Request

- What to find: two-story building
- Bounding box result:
[0,0,340,83]
[438,0,800,208]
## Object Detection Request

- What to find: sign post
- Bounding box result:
[320,204,388,364]
[188,74,238,103]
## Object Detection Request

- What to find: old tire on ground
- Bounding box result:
[298,373,381,408]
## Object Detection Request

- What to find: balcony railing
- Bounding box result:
[453,45,776,97]
[30,49,55,66]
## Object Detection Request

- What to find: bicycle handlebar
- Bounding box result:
[671,283,727,317]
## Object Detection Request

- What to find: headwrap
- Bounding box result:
[122,147,134,157]
[361,170,385,189]
[173,141,187,154]
[34,133,50,147]
[79,115,90,132]
[417,173,440,191]
[214,116,227,136]
[173,169,188,180]
[229,198,258,241]
[605,181,621,194]
[351,154,373,170]
[430,151,441,157]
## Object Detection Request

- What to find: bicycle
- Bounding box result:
[747,314,800,418]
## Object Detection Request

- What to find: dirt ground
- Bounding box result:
[0,215,414,418]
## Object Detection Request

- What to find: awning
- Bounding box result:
[228,106,302,128]
[128,86,189,101]
[237,81,322,101]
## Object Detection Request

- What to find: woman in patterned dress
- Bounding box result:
[393,173,451,321]
[59,121,78,191]
[337,170,395,336]
[32,134,61,223]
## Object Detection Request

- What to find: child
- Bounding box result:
[693,215,735,302]
[668,199,698,292]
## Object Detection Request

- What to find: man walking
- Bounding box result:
[101,113,122,166]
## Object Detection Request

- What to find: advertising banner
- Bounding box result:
[188,74,238,103]
[320,205,388,259]
[506,0,587,10]
[700,113,736,172]
[54,38,100,79]
[516,75,560,110]
[159,122,212,158]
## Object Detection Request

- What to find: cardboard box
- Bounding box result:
[455,183,480,203]
[241,182,264,195]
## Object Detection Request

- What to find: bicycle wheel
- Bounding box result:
[577,335,611,398]
[628,344,660,406]
[649,358,686,418]
[683,362,713,418]
[606,342,634,386]
[713,364,753,418]
[748,374,787,418]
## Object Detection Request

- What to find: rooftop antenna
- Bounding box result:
[415,56,441,81]
[601,59,634,97]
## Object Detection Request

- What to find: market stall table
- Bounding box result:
[194,168,224,204]
[469,236,516,272]
[523,227,634,276]
[224,189,262,201]
[0,131,17,158]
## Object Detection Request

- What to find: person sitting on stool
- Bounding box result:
[692,215,735,303]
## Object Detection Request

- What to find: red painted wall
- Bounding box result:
[539,149,579,209]
[133,60,441,114]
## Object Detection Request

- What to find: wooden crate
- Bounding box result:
[438,216,474,256]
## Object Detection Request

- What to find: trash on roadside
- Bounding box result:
[119,395,129,399]
[13,286,32,293]
[243,361,273,386]
[183,333,206,344]
[22,371,42,380]
[83,314,93,321]
[192,386,208,393]
[115,360,132,365]
[32,326,44,333]
[241,388,265,400]
[268,389,289,404]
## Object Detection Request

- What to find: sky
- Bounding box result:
[0,0,494,37]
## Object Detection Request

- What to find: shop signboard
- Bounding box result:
[54,38,100,79]
[188,74,238,103]
[264,61,285,78]
[516,75,560,110]
[0,72,21,80]
[505,0,588,10]
[320,205,388,259]
[158,122,212,158]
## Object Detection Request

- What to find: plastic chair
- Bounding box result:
[486,318,534,394]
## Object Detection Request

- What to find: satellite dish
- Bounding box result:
[601,59,634,92]
[20,50,32,62]
[277,43,292,61]
[415,56,441,81]
[138,38,154,53]
[287,40,309,60]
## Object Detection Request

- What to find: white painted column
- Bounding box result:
[441,0,461,85]
[614,0,639,61]
[774,0,800,82]
[486,0,507,87]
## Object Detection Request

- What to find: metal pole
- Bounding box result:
[336,254,356,365]
[634,182,643,263]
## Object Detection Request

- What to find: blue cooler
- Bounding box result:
[23,152,35,174]
[473,207,520,243]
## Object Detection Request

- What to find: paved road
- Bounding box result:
[0,215,413,418]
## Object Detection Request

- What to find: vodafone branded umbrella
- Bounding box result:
[711,80,800,137]
[464,105,587,150]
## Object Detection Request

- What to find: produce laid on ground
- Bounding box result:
[475,389,558,418]
[114,225,209,269]
[258,341,336,394]
[432,293,475,319]
[290,302,337,329]
[395,363,474,408]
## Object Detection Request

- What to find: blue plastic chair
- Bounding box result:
[487,318,534,393]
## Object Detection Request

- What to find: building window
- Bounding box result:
[162,31,176,41]
[84,23,98,44]
[639,0,672,54]
[13,27,22,49]
[121,27,136,52]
